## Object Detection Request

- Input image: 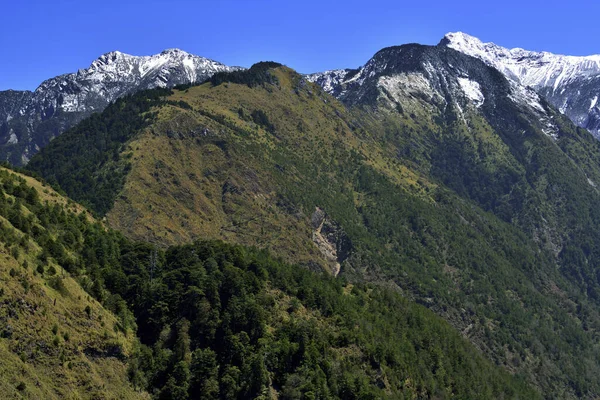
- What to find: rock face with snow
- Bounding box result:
[310,43,560,140]
[0,49,241,165]
[441,32,600,138]
[305,69,354,97]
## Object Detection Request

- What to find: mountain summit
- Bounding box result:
[441,32,600,138]
[0,49,241,165]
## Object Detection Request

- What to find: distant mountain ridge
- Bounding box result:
[308,43,561,142]
[5,35,600,167]
[0,49,241,165]
[441,32,600,138]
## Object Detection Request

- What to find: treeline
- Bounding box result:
[209,62,283,88]
[26,88,173,215]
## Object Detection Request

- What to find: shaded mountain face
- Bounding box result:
[0,49,241,165]
[309,44,600,230]
[441,31,600,139]
[27,59,600,397]
[307,44,600,234]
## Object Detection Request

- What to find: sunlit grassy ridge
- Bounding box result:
[107,67,435,270]
[0,168,144,399]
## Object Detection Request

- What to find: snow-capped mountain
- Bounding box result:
[441,32,600,138]
[308,44,560,140]
[306,69,354,97]
[0,49,241,165]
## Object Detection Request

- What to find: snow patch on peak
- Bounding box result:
[508,82,559,140]
[509,81,545,113]
[161,48,189,55]
[98,50,125,59]
[590,95,598,111]
[443,31,600,91]
[457,77,484,107]
[443,32,485,51]
[306,69,352,94]
[443,32,600,139]
[34,48,241,114]
[93,51,129,66]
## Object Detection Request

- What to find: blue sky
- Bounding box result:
[2,0,599,90]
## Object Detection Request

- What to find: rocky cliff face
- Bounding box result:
[309,43,560,140]
[441,32,600,139]
[0,49,241,165]
[311,207,352,276]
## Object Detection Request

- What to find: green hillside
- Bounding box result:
[0,165,537,398]
[0,167,145,399]
[119,239,538,399]
[26,61,600,397]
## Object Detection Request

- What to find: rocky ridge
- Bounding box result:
[0,49,241,165]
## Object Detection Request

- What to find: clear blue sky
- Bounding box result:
[2,0,599,90]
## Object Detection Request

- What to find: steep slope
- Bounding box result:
[0,49,241,165]
[312,43,600,262]
[441,32,600,139]
[0,167,145,399]
[27,62,600,397]
[118,239,538,399]
[0,170,537,399]
[309,44,600,397]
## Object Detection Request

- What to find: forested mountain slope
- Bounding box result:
[323,44,600,275]
[0,167,144,399]
[26,57,600,398]
[0,165,535,399]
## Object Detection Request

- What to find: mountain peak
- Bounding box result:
[160,48,191,56]
[440,32,516,64]
[92,49,199,69]
[102,50,125,57]
[0,48,243,165]
[440,31,483,47]
[441,32,600,138]
[92,50,130,66]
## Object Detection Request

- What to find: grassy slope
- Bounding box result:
[107,68,433,272]
[0,168,145,399]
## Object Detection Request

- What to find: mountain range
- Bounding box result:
[0,49,240,165]
[3,32,600,166]
[442,32,600,138]
[22,41,600,397]
[4,33,600,398]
